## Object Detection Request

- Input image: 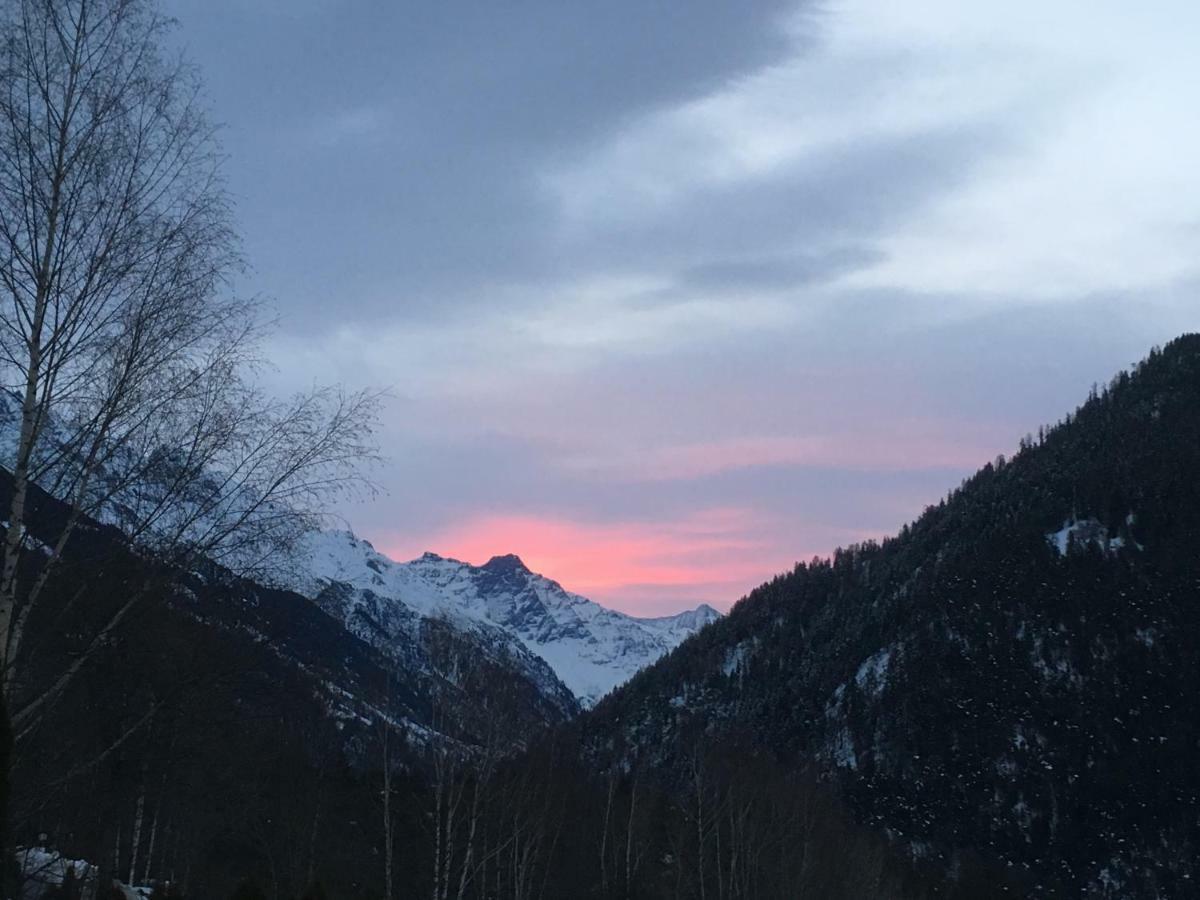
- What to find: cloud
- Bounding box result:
[165,0,1200,615]
[304,105,390,149]
[167,0,808,327]
[678,247,884,293]
[835,0,1200,297]
[557,431,1002,483]
[374,506,873,616]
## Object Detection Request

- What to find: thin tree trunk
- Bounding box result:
[694,758,707,900]
[128,785,146,886]
[0,351,46,687]
[714,794,723,900]
[441,779,461,900]
[433,755,443,900]
[599,773,615,896]
[307,790,323,889]
[113,821,123,883]
[624,776,638,898]
[142,775,167,885]
[0,41,73,693]
[382,723,393,900]
[0,691,8,895]
[455,775,485,900]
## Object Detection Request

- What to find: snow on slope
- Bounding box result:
[289,530,721,707]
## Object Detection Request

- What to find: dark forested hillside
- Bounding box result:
[579,334,1200,897]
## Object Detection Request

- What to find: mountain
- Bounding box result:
[0,386,719,719]
[577,335,1200,897]
[0,420,716,897]
[2,462,587,898]
[288,530,722,707]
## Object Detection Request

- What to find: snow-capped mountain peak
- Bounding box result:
[288,530,720,707]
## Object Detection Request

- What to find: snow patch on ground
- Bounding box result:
[721,640,754,677]
[1047,518,1106,554]
[15,847,161,900]
[855,644,897,696]
[16,847,97,898]
[831,727,858,770]
[1046,515,1141,556]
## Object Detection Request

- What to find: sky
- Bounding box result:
[164,0,1200,616]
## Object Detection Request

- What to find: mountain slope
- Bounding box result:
[582,335,1200,897]
[4,462,589,898]
[0,385,718,718]
[289,531,721,706]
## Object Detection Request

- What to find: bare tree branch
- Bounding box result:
[0,0,380,756]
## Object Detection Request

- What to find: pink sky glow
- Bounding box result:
[377,508,890,617]
[372,428,1001,616]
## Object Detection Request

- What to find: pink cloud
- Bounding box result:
[558,428,1001,482]
[374,508,885,616]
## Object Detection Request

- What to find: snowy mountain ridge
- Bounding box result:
[0,388,720,708]
[288,529,721,706]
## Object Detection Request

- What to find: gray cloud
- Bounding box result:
[678,246,885,293]
[545,120,1007,302]
[157,0,1200,609]
[166,0,806,326]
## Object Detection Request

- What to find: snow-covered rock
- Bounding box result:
[1046,515,1140,556]
[15,847,159,900]
[15,847,97,899]
[288,530,721,707]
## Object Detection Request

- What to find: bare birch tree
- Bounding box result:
[0,0,379,843]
